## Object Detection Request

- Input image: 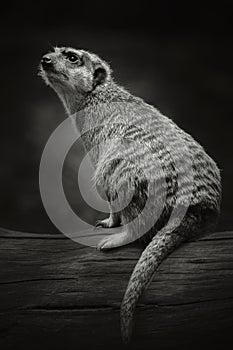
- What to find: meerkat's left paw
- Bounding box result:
[95,217,113,228]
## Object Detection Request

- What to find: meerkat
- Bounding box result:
[39,47,221,343]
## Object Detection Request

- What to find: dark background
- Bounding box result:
[0,2,232,233]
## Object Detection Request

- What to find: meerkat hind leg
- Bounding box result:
[97,228,132,250]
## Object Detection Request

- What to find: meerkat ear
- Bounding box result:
[82,53,110,88]
[93,65,107,87]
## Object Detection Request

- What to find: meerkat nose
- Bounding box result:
[41,55,53,68]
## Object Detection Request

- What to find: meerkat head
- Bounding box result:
[39,47,112,112]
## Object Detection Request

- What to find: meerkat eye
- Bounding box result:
[65,53,79,64]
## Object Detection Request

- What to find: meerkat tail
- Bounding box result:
[120,230,185,343]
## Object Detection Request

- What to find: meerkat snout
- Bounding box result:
[41,54,53,69]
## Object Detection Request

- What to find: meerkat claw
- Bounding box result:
[95,219,110,228]
[95,220,105,228]
[97,230,131,251]
[95,216,116,228]
[97,236,115,250]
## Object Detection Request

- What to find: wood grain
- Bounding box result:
[0,227,233,350]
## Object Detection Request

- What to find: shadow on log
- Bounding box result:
[0,227,233,350]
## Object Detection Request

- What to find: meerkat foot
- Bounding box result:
[97,230,131,250]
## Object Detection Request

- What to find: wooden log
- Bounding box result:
[0,227,233,350]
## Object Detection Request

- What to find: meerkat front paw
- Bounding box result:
[95,217,113,228]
